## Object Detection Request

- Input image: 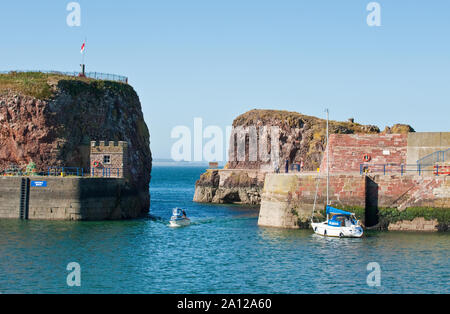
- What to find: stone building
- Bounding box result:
[90,141,128,178]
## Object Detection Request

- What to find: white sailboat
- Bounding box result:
[311,206,364,238]
[310,109,364,238]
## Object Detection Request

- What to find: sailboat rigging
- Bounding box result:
[310,109,364,238]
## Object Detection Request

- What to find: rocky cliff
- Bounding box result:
[194,169,264,205]
[194,109,413,205]
[0,72,152,217]
[228,109,383,171]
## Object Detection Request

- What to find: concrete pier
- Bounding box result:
[258,173,450,230]
[0,177,145,220]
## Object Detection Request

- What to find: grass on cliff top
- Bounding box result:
[232,109,380,134]
[0,72,57,99]
[0,71,131,100]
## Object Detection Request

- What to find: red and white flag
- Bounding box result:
[80,41,86,54]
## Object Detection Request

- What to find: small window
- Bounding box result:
[103,155,111,164]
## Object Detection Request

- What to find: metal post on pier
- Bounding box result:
[325,108,329,206]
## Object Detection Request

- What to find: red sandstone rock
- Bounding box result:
[227,109,382,171]
[0,76,152,214]
[195,109,415,205]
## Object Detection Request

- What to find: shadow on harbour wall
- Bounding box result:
[365,177,379,228]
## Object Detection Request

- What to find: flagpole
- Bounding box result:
[83,37,86,65]
[82,47,84,65]
[80,37,87,77]
[80,41,84,75]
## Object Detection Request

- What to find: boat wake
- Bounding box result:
[148,214,257,227]
[190,215,258,226]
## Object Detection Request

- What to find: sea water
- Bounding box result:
[0,166,448,294]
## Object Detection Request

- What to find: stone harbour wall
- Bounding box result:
[387,217,439,232]
[0,177,22,219]
[320,134,408,174]
[258,173,366,229]
[368,175,450,210]
[258,173,449,230]
[0,176,147,221]
[406,132,450,166]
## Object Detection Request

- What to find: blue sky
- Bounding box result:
[1,0,449,159]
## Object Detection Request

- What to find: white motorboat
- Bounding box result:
[310,109,364,238]
[169,208,191,228]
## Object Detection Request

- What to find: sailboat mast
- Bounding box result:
[326,109,329,207]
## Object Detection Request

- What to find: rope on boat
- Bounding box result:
[310,173,321,223]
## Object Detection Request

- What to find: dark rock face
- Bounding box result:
[0,78,152,216]
[193,170,263,205]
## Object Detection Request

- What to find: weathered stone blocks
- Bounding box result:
[388,217,438,232]
[321,134,408,174]
[0,177,146,221]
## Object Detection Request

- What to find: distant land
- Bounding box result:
[152,159,226,167]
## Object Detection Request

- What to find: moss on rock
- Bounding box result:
[378,207,449,231]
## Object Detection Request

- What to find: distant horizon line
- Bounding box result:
[153,158,226,164]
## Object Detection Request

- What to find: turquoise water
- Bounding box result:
[0,166,448,294]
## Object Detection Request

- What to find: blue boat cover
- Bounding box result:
[326,206,353,216]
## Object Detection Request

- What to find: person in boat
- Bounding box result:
[273,160,280,173]
[181,210,190,220]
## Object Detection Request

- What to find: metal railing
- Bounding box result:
[417,148,450,169]
[48,167,84,177]
[84,72,128,83]
[0,70,128,84]
[360,163,450,176]
[2,166,124,178]
[91,168,123,178]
